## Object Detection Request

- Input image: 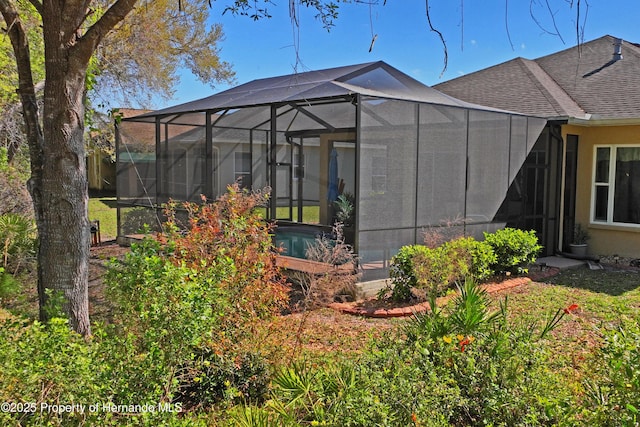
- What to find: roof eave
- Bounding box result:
[567,116,640,127]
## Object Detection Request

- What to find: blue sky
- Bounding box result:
[166,1,640,107]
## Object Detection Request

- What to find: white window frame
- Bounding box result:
[591,144,640,227]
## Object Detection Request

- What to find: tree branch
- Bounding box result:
[425,0,448,77]
[75,0,138,63]
[575,0,588,51]
[0,0,45,215]
[27,0,42,15]
[505,0,514,50]
[529,0,565,44]
[0,0,39,120]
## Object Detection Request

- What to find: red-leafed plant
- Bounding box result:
[161,184,289,351]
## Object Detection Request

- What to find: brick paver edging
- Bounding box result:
[329,276,534,318]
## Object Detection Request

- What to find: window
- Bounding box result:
[234,151,251,188]
[592,145,640,225]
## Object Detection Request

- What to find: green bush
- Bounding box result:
[106,237,229,362]
[0,186,291,425]
[389,238,496,301]
[412,244,456,297]
[178,351,271,409]
[106,185,288,410]
[0,318,100,426]
[0,317,210,426]
[442,237,496,282]
[483,227,542,274]
[388,245,430,301]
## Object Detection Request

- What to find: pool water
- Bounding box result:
[274,229,321,259]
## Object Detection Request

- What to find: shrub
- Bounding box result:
[302,222,360,308]
[107,238,225,360]
[0,317,209,426]
[391,238,496,301]
[421,215,466,248]
[333,193,355,227]
[412,245,456,297]
[388,245,430,302]
[177,350,271,409]
[442,237,496,282]
[119,206,163,235]
[160,184,289,350]
[106,184,288,409]
[483,227,541,274]
[305,222,357,267]
[0,318,112,426]
[403,278,503,344]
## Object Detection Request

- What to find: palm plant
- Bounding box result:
[333,193,354,227]
[404,277,505,342]
[449,278,503,335]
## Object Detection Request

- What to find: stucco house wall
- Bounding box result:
[565,124,640,257]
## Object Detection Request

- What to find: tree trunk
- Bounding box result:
[36,3,92,336]
[36,75,91,335]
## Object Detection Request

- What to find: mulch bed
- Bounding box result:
[329,266,561,318]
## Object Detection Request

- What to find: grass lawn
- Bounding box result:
[256,205,320,223]
[90,196,323,241]
[88,193,117,239]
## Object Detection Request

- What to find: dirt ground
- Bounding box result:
[88,240,130,320]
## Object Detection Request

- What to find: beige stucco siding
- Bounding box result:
[563,124,640,257]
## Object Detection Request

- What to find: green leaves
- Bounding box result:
[484,228,542,274]
[388,236,497,302]
[0,213,36,274]
[584,321,640,425]
[449,279,502,336]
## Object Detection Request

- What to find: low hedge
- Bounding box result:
[389,228,540,301]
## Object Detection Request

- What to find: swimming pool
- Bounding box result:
[274,226,329,259]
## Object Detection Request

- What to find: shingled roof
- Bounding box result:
[434,35,640,122]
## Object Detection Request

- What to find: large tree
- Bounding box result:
[1,1,233,165]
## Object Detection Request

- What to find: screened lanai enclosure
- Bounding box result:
[117,61,551,280]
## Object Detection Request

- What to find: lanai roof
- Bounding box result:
[127,61,515,124]
[434,35,640,123]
